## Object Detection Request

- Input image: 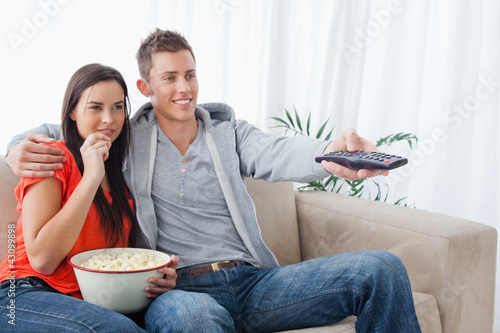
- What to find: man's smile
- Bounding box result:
[173,99,192,105]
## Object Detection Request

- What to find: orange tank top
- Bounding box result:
[0,141,133,299]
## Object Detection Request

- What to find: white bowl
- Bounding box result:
[69,247,171,314]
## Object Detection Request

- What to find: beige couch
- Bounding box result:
[0,154,497,332]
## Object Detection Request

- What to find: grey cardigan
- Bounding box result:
[126,102,329,268]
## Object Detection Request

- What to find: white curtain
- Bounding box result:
[1,0,499,329]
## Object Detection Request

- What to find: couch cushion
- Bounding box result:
[246,178,301,265]
[277,292,441,332]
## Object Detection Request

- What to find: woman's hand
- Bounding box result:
[80,133,111,184]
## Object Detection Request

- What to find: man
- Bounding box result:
[7,29,421,332]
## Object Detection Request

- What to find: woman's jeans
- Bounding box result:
[0,276,146,332]
[145,251,422,333]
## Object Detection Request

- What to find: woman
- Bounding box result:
[0,64,148,332]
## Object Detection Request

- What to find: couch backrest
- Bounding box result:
[0,155,20,261]
[246,178,301,265]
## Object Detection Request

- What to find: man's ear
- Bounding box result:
[137,79,151,97]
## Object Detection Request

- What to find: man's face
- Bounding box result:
[140,50,199,124]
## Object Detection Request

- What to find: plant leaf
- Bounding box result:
[376,132,418,149]
[316,118,331,139]
[294,107,303,133]
[306,113,311,137]
[324,128,334,141]
[270,117,291,128]
[285,108,295,129]
[394,197,408,206]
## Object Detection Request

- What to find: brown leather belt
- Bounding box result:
[176,260,248,281]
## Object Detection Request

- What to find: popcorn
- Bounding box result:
[79,251,168,271]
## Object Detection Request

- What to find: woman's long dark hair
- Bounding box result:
[61,63,136,247]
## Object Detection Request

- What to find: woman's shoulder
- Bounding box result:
[15,141,78,204]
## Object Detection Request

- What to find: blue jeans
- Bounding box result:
[0,277,146,332]
[146,251,421,333]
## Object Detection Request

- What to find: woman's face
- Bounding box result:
[70,80,125,143]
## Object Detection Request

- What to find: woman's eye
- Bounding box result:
[89,105,101,110]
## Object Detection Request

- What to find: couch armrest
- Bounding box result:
[295,191,496,333]
[0,155,20,261]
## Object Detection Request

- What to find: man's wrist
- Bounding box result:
[322,141,334,154]
[5,142,20,159]
[4,143,19,169]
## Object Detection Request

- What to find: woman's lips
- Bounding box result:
[98,129,115,136]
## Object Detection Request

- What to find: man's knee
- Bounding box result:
[360,250,411,288]
[145,290,234,332]
[368,251,406,274]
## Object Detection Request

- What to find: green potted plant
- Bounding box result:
[271,108,418,206]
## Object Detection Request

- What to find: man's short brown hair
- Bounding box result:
[136,28,195,82]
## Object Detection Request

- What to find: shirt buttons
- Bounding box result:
[180,157,187,199]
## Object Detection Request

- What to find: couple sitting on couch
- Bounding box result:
[0,28,421,332]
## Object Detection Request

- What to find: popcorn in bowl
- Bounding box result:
[79,250,168,271]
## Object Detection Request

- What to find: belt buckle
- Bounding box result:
[211,261,230,272]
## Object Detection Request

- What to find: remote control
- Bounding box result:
[315,151,408,170]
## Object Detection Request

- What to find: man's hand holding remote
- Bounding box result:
[320,128,389,181]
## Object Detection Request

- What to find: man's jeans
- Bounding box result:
[146,250,422,332]
[0,277,146,332]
